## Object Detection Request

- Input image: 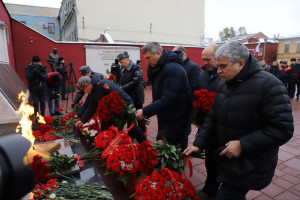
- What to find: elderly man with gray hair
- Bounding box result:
[185,41,293,200]
[74,76,146,143]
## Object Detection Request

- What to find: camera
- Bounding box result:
[50,91,60,99]
[0,134,35,199]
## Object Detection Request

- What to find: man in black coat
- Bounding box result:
[268,61,279,77]
[56,57,68,100]
[117,51,145,131]
[197,43,221,199]
[74,76,146,143]
[292,59,300,99]
[110,59,121,84]
[172,45,201,95]
[136,42,192,150]
[185,41,293,199]
[25,55,48,116]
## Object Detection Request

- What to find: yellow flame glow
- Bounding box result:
[15,91,36,148]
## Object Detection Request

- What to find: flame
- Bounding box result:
[15,91,36,149]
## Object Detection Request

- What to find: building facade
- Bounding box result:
[5,3,60,41]
[245,37,278,65]
[59,0,205,46]
[277,35,300,65]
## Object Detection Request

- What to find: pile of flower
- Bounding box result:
[30,155,51,182]
[94,125,120,149]
[135,168,199,200]
[192,89,215,127]
[32,179,112,200]
[33,115,79,143]
[81,116,101,139]
[61,112,77,128]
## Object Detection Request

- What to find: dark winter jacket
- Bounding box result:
[193,54,293,190]
[25,64,48,93]
[143,50,192,144]
[111,63,121,84]
[120,61,144,108]
[268,64,279,77]
[182,57,201,94]
[77,73,106,117]
[72,71,105,106]
[197,65,221,92]
[81,80,133,123]
[56,63,68,81]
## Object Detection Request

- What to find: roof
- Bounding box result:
[216,32,268,44]
[278,33,300,40]
[5,3,59,18]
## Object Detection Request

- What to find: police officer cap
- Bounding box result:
[282,61,287,64]
[79,65,92,75]
[117,51,129,61]
[32,55,41,62]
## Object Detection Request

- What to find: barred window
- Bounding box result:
[48,23,55,34]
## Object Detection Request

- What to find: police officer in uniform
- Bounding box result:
[117,51,145,131]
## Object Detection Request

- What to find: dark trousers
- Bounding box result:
[296,81,300,97]
[135,103,146,133]
[31,91,47,116]
[216,184,249,200]
[203,147,220,196]
[61,79,67,96]
[288,82,296,97]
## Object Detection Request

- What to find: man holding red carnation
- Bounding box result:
[185,41,293,200]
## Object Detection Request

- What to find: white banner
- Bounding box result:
[84,45,140,77]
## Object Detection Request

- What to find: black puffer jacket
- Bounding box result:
[120,61,144,108]
[25,64,48,93]
[197,65,221,91]
[193,54,293,190]
[143,50,192,144]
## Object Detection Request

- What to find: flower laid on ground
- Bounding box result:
[61,113,77,128]
[33,114,79,143]
[138,140,158,175]
[32,179,112,200]
[134,168,199,200]
[94,125,119,149]
[192,89,215,127]
[80,116,101,139]
[95,91,136,130]
[30,155,51,182]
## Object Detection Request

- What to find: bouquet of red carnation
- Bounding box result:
[135,168,199,200]
[108,74,116,81]
[81,116,101,139]
[94,125,120,149]
[33,128,59,142]
[44,115,54,125]
[105,136,138,185]
[32,178,57,200]
[192,89,215,127]
[138,140,158,175]
[61,112,77,128]
[30,155,51,182]
[95,91,136,130]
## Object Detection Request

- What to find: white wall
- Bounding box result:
[76,0,205,46]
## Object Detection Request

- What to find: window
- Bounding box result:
[284,42,290,54]
[48,23,55,34]
[0,22,9,63]
[258,48,263,56]
[296,41,300,53]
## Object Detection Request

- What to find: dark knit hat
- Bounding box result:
[117,51,129,61]
[291,58,296,62]
[58,57,64,62]
[79,65,92,75]
[32,55,41,62]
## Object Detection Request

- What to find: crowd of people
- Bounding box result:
[25,42,294,200]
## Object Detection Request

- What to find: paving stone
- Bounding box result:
[246,190,262,200]
[272,177,294,189]
[273,191,300,200]
[260,183,285,198]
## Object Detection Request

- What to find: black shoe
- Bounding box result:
[50,113,55,116]
[55,111,63,115]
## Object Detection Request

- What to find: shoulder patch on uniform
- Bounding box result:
[103,83,110,90]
